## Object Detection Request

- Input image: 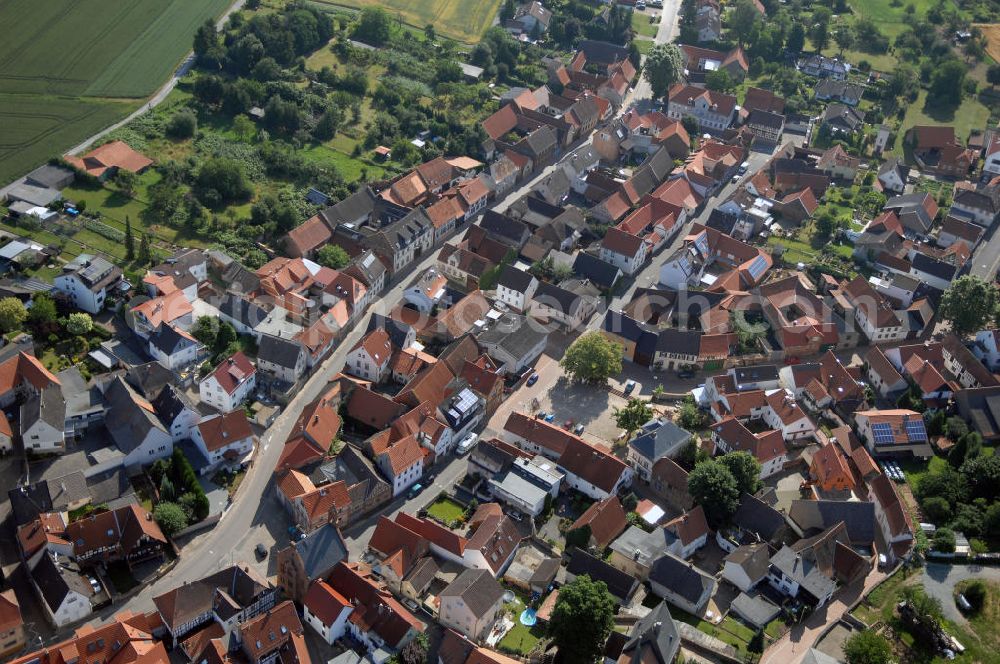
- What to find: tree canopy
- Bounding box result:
[560,332,623,384]
[315,244,350,269]
[613,398,653,439]
[939,275,998,336]
[643,43,683,99]
[0,298,27,334]
[549,575,616,664]
[688,460,740,526]
[718,452,763,496]
[843,631,893,664]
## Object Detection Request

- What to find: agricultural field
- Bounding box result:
[0,94,134,186]
[974,23,1000,63]
[309,0,502,42]
[0,0,233,185]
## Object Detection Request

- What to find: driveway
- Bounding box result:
[922,563,1000,624]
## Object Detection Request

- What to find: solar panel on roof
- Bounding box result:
[904,419,927,442]
[871,421,895,445]
[748,255,768,279]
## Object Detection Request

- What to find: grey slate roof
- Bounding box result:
[498,265,535,293]
[440,568,504,618]
[59,366,104,421]
[126,361,175,398]
[734,493,787,542]
[151,383,196,426]
[620,600,680,664]
[533,280,588,317]
[46,472,89,511]
[32,554,82,612]
[103,376,168,453]
[788,499,876,545]
[724,543,771,585]
[257,334,304,370]
[629,419,691,463]
[730,592,781,628]
[609,525,671,567]
[769,545,837,600]
[149,323,198,356]
[20,384,66,436]
[911,252,956,281]
[8,484,53,526]
[292,524,348,579]
[733,364,779,385]
[648,553,715,604]
[654,328,701,355]
[567,548,639,601]
[573,252,622,290]
[216,293,268,329]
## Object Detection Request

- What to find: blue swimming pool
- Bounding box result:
[519,608,537,626]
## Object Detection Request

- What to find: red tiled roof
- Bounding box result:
[571,496,627,548]
[303,580,351,625]
[664,504,709,545]
[197,410,253,452]
[602,227,645,257]
[206,351,256,396]
[65,140,153,176]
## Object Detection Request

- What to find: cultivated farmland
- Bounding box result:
[974,23,1000,63]
[310,0,502,43]
[0,0,233,184]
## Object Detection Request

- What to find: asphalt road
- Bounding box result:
[923,562,1000,625]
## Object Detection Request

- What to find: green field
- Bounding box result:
[0,94,135,186]
[0,0,233,185]
[310,0,501,43]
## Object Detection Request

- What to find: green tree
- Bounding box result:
[560,332,622,384]
[688,460,740,526]
[705,69,735,93]
[676,393,707,430]
[549,575,616,664]
[834,24,855,54]
[614,398,653,440]
[810,7,832,52]
[677,438,709,471]
[196,158,253,206]
[643,43,684,99]
[948,431,982,468]
[153,502,188,536]
[315,244,350,269]
[565,524,592,550]
[729,0,761,46]
[939,274,998,336]
[233,114,256,142]
[988,63,1000,88]
[313,107,341,141]
[815,210,839,237]
[66,312,93,336]
[932,527,956,552]
[215,321,238,353]
[191,316,220,346]
[114,169,138,196]
[786,22,806,52]
[843,631,892,664]
[166,110,198,139]
[28,294,57,327]
[124,215,135,260]
[138,233,153,265]
[424,23,436,41]
[921,496,951,523]
[354,7,392,45]
[0,297,28,334]
[718,451,763,496]
[928,59,967,106]
[159,475,176,502]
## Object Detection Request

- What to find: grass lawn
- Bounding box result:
[671,608,754,656]
[954,579,1000,657]
[634,39,654,55]
[498,621,545,655]
[764,617,786,640]
[891,89,991,154]
[300,143,386,183]
[427,496,466,524]
[631,11,659,38]
[852,568,915,625]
